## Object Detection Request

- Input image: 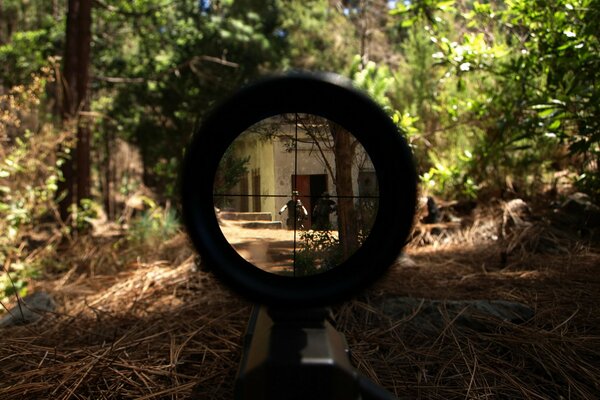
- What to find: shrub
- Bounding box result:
[294,230,342,276]
[0,69,68,302]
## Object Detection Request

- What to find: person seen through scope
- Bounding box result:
[279,190,308,230]
[312,192,336,230]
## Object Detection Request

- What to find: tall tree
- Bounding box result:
[57,0,92,221]
[330,122,360,258]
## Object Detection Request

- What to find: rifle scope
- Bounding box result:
[181,72,417,307]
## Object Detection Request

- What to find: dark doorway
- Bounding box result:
[291,174,328,229]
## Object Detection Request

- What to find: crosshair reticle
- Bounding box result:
[181,72,417,307]
[213,113,379,277]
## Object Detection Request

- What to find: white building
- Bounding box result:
[215,114,378,229]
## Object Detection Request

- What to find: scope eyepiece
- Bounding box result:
[181,72,417,307]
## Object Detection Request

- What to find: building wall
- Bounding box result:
[227,117,376,227]
[230,131,276,214]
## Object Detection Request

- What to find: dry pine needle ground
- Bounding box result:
[1,208,599,399]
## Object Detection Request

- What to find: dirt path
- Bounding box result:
[219,222,341,274]
[219,222,298,273]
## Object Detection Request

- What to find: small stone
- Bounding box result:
[501,198,533,237]
[0,291,56,328]
[395,253,417,268]
[380,296,534,335]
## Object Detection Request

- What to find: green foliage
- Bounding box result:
[280,0,358,70]
[0,73,66,302]
[70,198,101,231]
[0,0,64,87]
[90,0,291,198]
[0,261,40,303]
[389,0,600,199]
[128,205,180,245]
[149,157,179,199]
[421,150,478,199]
[392,22,442,157]
[0,79,63,239]
[2,0,597,224]
[391,0,457,28]
[508,0,600,198]
[295,230,342,276]
[348,57,394,113]
[0,30,54,86]
[214,146,250,209]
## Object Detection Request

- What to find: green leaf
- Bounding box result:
[437,0,456,11]
[548,120,561,130]
[537,108,557,118]
[401,17,417,28]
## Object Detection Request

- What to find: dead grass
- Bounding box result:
[0,206,599,399]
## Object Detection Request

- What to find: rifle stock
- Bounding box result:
[235,306,398,400]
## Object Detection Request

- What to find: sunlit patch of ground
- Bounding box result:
[219,221,340,274]
[219,222,297,272]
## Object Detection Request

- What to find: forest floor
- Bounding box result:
[0,199,599,399]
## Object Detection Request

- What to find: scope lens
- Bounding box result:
[213,114,379,277]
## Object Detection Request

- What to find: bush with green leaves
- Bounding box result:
[127,204,180,246]
[294,230,342,276]
[390,0,600,200]
[0,71,67,302]
[421,150,479,200]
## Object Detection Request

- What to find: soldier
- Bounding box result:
[279,191,308,229]
[312,192,336,230]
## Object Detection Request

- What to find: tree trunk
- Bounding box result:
[75,0,92,202]
[102,125,113,220]
[57,0,92,221]
[330,122,359,259]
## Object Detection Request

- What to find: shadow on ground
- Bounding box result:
[1,221,599,399]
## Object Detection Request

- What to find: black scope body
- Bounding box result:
[181,71,418,308]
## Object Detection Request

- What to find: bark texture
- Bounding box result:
[57,0,92,221]
[330,122,359,259]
